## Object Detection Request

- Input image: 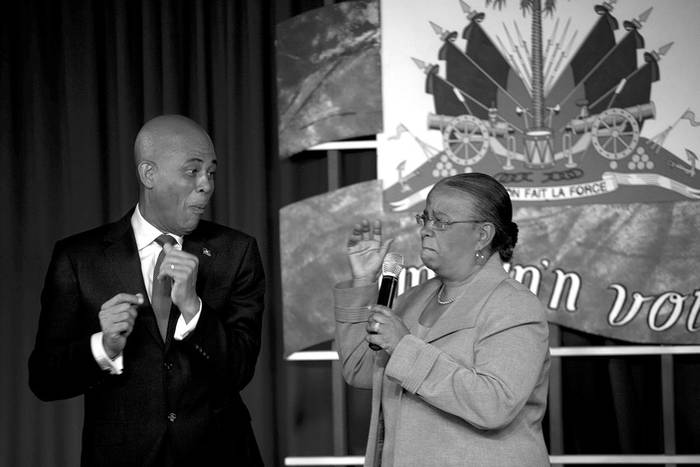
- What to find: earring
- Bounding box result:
[474,249,486,265]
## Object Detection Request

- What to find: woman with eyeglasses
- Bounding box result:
[334,173,550,467]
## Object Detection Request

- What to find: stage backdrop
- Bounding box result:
[279,0,700,356]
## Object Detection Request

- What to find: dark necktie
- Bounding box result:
[152,234,177,341]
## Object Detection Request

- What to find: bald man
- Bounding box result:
[29,115,265,466]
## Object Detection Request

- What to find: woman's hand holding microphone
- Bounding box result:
[346,219,408,354]
[365,305,409,354]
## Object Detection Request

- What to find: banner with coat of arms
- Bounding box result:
[379,0,700,208]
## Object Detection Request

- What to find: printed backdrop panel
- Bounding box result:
[278,0,700,355]
[281,187,700,355]
[277,0,381,158]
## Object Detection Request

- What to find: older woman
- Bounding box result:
[334,173,550,467]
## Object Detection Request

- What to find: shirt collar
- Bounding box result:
[131,204,184,251]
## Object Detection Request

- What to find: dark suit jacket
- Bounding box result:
[29,210,265,467]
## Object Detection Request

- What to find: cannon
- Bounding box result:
[426,101,655,166]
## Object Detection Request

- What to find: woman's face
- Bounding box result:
[419,185,486,281]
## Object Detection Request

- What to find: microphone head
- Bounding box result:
[382,252,405,278]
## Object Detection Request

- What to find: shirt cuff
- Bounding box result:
[91,332,123,375]
[174,297,202,340]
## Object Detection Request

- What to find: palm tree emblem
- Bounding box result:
[487,0,558,165]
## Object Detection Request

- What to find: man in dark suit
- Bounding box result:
[29,115,265,466]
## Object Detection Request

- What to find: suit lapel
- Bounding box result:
[103,212,149,298]
[103,210,162,346]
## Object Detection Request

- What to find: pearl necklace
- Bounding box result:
[437,283,457,305]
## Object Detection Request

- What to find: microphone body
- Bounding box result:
[377,275,399,309]
[369,253,404,351]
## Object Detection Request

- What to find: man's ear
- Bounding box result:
[137,161,156,189]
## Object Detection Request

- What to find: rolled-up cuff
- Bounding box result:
[385,334,441,394]
[334,281,378,324]
[335,306,372,323]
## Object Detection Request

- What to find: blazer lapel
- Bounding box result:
[103,210,162,345]
[425,256,509,343]
[399,279,442,331]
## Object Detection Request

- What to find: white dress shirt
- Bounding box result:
[91,204,202,374]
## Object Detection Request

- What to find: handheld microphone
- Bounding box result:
[369,252,405,351]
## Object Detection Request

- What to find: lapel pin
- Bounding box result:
[202,248,212,257]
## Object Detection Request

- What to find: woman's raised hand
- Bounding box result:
[346,219,393,286]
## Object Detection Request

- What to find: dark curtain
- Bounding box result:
[0,0,279,465]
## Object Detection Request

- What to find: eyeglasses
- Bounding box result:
[415,213,485,231]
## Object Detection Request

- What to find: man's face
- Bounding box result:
[148,133,217,235]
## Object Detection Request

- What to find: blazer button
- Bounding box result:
[167,412,177,422]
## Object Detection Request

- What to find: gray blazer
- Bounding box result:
[335,255,551,467]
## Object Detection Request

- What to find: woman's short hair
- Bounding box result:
[436,173,519,262]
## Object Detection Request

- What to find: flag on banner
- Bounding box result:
[681,109,700,127]
[388,124,409,140]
